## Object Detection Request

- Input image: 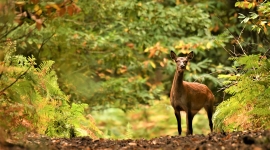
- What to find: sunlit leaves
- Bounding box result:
[235,1,256,9]
[144,42,168,58]
[237,1,270,34]
[13,0,81,30]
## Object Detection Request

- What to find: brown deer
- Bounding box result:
[170,50,214,135]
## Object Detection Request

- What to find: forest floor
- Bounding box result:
[1,130,270,150]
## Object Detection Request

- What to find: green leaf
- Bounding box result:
[238,13,246,19]
[235,2,241,7]
[250,13,259,19]
[242,17,250,23]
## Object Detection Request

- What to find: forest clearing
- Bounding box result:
[1,0,270,150]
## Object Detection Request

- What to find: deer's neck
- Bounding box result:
[172,71,184,91]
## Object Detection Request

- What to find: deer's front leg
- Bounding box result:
[174,110,182,135]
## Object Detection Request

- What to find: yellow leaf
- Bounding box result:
[159,62,164,67]
[181,49,190,54]
[34,5,42,16]
[124,28,129,32]
[206,42,212,49]
[160,47,168,53]
[150,61,156,68]
[37,44,41,49]
[47,2,60,11]
[15,1,26,5]
[144,48,149,52]
[260,21,266,26]
[175,40,184,49]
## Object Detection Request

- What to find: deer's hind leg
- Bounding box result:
[204,104,213,132]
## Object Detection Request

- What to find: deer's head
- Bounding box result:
[170,51,193,73]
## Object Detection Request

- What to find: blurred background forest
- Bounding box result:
[0,0,270,140]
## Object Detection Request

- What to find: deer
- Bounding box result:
[170,50,215,135]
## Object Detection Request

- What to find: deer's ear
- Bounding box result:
[170,51,177,61]
[187,51,194,60]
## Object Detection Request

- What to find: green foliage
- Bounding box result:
[125,123,133,139]
[89,76,162,109]
[236,1,270,34]
[1,0,240,139]
[214,55,270,131]
[0,0,232,113]
[213,0,270,132]
[0,42,102,138]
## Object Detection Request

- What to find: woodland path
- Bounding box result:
[1,130,270,150]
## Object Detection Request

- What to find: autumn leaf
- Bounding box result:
[30,0,39,4]
[126,43,134,49]
[159,61,165,67]
[117,66,127,74]
[67,5,74,16]
[58,7,66,16]
[148,47,157,58]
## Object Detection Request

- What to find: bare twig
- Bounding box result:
[217,17,247,56]
[37,32,56,57]
[262,47,270,57]
[217,82,237,92]
[212,37,234,57]
[0,26,34,44]
[0,24,21,41]
[0,65,32,96]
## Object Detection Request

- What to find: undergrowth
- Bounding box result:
[0,41,102,139]
[213,0,270,133]
[213,54,270,131]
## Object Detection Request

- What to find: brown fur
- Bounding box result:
[170,51,215,135]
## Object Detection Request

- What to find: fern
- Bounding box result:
[214,55,270,132]
[0,41,102,139]
[124,122,133,139]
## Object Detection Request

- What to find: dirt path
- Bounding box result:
[1,130,270,150]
